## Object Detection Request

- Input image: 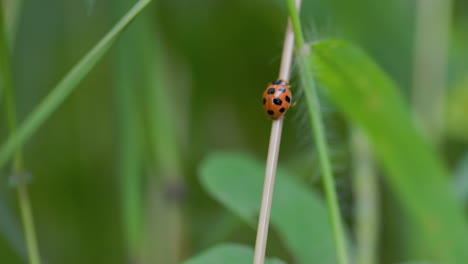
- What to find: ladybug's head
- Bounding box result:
[272,79,288,85]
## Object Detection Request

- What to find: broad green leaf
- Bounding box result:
[310,40,468,264]
[182,243,284,264]
[0,0,151,170]
[199,152,337,264]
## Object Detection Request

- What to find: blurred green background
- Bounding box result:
[1,0,468,263]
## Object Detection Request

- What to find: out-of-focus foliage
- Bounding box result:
[199,152,337,264]
[182,243,285,264]
[310,40,468,264]
[0,0,468,264]
[0,0,151,169]
[453,151,468,203]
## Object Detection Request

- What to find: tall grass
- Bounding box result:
[311,39,468,264]
[0,0,151,170]
[1,0,150,263]
[286,1,350,264]
[114,2,185,263]
[143,20,185,264]
[1,3,41,264]
[113,1,145,261]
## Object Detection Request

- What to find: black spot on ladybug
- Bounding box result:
[263,98,266,105]
[267,88,275,94]
[273,98,282,105]
[285,96,291,103]
[267,110,274,115]
[273,80,287,85]
[279,87,286,93]
[279,108,285,113]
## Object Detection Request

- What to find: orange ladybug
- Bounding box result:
[262,79,292,119]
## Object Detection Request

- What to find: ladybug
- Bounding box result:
[262,79,292,119]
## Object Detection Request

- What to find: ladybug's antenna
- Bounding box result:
[253,0,301,263]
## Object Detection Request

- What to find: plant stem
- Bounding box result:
[0,4,41,264]
[254,117,285,264]
[412,0,453,144]
[352,130,379,264]
[113,6,144,260]
[112,6,185,263]
[12,168,40,264]
[409,0,452,259]
[286,1,350,264]
[143,28,185,264]
[2,0,22,47]
[253,1,300,263]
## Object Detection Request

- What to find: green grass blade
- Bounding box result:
[199,152,337,264]
[310,40,468,264]
[0,0,151,170]
[143,33,185,264]
[286,1,350,263]
[113,6,145,261]
[1,2,41,263]
[182,243,285,264]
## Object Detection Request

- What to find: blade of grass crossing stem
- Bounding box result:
[0,0,151,171]
[1,1,32,261]
[285,1,350,264]
[1,3,41,264]
[1,5,42,264]
[113,1,146,261]
[310,40,468,264]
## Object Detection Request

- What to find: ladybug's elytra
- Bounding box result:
[262,79,292,119]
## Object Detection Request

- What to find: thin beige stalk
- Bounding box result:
[352,129,378,264]
[2,0,22,46]
[412,0,452,144]
[253,0,301,263]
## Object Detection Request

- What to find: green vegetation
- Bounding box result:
[199,152,336,264]
[311,40,468,264]
[1,0,468,264]
[183,243,284,264]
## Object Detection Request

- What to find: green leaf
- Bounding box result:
[182,243,285,264]
[0,0,151,170]
[199,152,337,264]
[309,40,468,264]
